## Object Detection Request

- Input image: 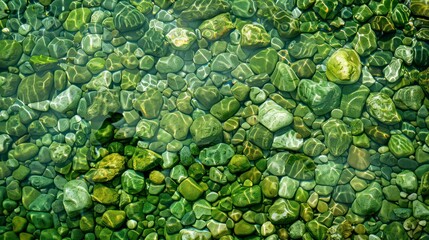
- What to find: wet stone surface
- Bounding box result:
[1,0,429,239]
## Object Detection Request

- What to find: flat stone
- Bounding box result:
[258,100,293,132]
[129,148,162,172]
[347,145,370,170]
[160,111,192,140]
[178,177,204,201]
[50,85,82,113]
[190,114,223,146]
[63,8,91,31]
[231,185,262,207]
[199,143,234,166]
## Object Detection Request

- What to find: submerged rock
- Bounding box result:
[326,48,362,84]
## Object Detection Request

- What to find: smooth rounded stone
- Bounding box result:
[393,85,424,111]
[419,172,429,196]
[199,143,234,166]
[333,184,355,204]
[66,65,92,84]
[388,134,415,158]
[0,134,12,154]
[291,59,316,79]
[268,153,315,180]
[29,55,58,72]
[210,97,240,121]
[394,45,414,65]
[271,61,299,92]
[49,142,71,164]
[166,27,197,50]
[340,84,370,118]
[391,4,410,26]
[268,198,300,224]
[0,72,20,97]
[366,93,401,125]
[3,114,26,137]
[89,153,126,182]
[180,229,212,239]
[347,145,370,170]
[129,148,162,172]
[193,49,212,65]
[155,54,184,74]
[27,212,53,229]
[383,185,401,202]
[231,185,262,207]
[160,111,192,140]
[85,71,112,90]
[178,0,231,21]
[17,72,53,104]
[133,88,163,119]
[190,114,223,146]
[383,58,403,83]
[113,2,146,32]
[321,119,352,156]
[306,219,328,240]
[92,184,119,205]
[383,221,409,240]
[0,40,23,68]
[249,47,278,75]
[87,88,120,119]
[248,124,273,150]
[303,138,325,157]
[411,0,429,18]
[49,37,74,58]
[352,23,377,56]
[396,170,417,193]
[121,170,145,194]
[63,7,91,31]
[81,34,102,55]
[234,219,255,236]
[326,48,361,84]
[297,79,341,116]
[211,53,240,72]
[351,182,383,216]
[12,143,39,161]
[261,175,279,198]
[63,179,92,216]
[194,86,222,110]
[240,23,270,48]
[227,154,250,173]
[178,177,204,201]
[206,219,230,239]
[414,41,429,67]
[198,13,234,41]
[50,85,82,113]
[138,28,168,57]
[315,161,342,186]
[273,128,303,151]
[101,210,126,229]
[258,100,293,132]
[278,176,299,199]
[231,0,256,18]
[413,200,429,221]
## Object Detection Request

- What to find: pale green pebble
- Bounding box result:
[139,55,155,71]
[28,100,50,112]
[166,27,197,51]
[396,170,418,193]
[249,87,267,104]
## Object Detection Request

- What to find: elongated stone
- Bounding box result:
[231,185,262,207]
[352,23,377,56]
[199,143,234,166]
[199,13,234,41]
[322,119,352,156]
[340,84,370,118]
[271,62,299,92]
[366,93,401,125]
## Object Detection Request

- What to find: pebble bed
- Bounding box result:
[1,0,429,239]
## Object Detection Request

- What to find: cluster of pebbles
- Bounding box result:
[1,0,429,239]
